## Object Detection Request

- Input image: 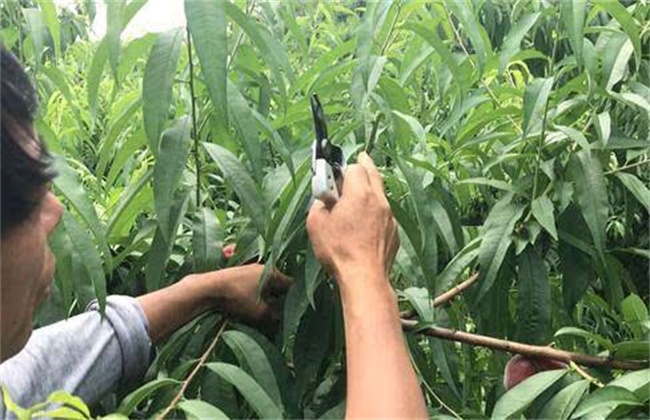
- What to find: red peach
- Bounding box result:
[503,354,568,390]
[222,243,236,259]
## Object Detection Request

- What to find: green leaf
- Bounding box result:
[522,77,553,138]
[446,0,489,72]
[225,1,293,104]
[396,158,438,289]
[193,208,223,273]
[60,212,106,312]
[37,0,61,61]
[557,126,591,151]
[117,378,179,415]
[499,12,541,74]
[400,287,433,322]
[87,39,108,124]
[538,380,590,420]
[608,369,650,399]
[305,244,322,309]
[476,196,525,300]
[206,362,283,419]
[178,400,229,420]
[222,330,283,409]
[554,326,614,351]
[153,116,191,237]
[569,150,609,261]
[203,143,267,235]
[560,0,587,67]
[105,0,124,79]
[621,294,649,337]
[406,22,460,81]
[23,8,44,67]
[515,246,551,344]
[595,0,641,70]
[39,390,91,418]
[615,173,650,210]
[436,237,480,294]
[613,341,650,361]
[143,28,183,154]
[570,386,642,419]
[185,0,228,135]
[492,370,567,419]
[531,195,558,240]
[227,81,263,182]
[601,32,633,90]
[52,156,111,265]
[145,189,191,291]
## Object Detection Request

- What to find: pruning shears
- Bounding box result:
[310,94,345,207]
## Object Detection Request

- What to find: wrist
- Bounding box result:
[336,265,396,307]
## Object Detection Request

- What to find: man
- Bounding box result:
[0,47,426,418]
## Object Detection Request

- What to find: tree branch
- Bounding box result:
[157,320,228,420]
[400,273,480,319]
[401,320,647,371]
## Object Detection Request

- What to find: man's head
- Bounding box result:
[1,46,63,361]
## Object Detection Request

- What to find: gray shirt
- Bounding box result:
[0,296,151,417]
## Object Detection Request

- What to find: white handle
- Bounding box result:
[312,158,339,207]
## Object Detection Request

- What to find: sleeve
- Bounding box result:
[0,295,152,411]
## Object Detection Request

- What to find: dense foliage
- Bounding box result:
[1,0,649,418]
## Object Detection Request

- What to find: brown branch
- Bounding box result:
[157,320,228,420]
[400,273,480,319]
[401,320,647,371]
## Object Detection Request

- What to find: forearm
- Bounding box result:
[137,273,220,344]
[339,269,427,419]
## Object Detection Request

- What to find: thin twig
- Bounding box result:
[401,320,647,371]
[409,350,462,419]
[400,273,480,319]
[569,361,605,388]
[604,159,650,175]
[156,320,228,420]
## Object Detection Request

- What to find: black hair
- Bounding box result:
[1,45,56,235]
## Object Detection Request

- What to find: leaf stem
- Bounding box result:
[604,159,650,175]
[401,272,479,319]
[186,26,201,208]
[569,361,604,388]
[156,319,228,420]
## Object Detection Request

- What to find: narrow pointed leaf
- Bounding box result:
[531,195,558,240]
[492,370,567,419]
[178,400,229,420]
[615,173,650,210]
[569,150,609,260]
[203,143,266,235]
[222,330,283,409]
[193,208,223,273]
[595,0,641,69]
[143,28,183,155]
[538,380,590,420]
[206,362,283,419]
[522,77,553,138]
[185,0,228,135]
[477,197,525,300]
[515,246,551,344]
[560,0,587,66]
[154,117,191,237]
[570,386,642,419]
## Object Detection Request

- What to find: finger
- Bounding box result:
[341,163,370,198]
[307,199,328,235]
[357,152,386,198]
[264,269,292,297]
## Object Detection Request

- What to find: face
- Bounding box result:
[0,140,63,361]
